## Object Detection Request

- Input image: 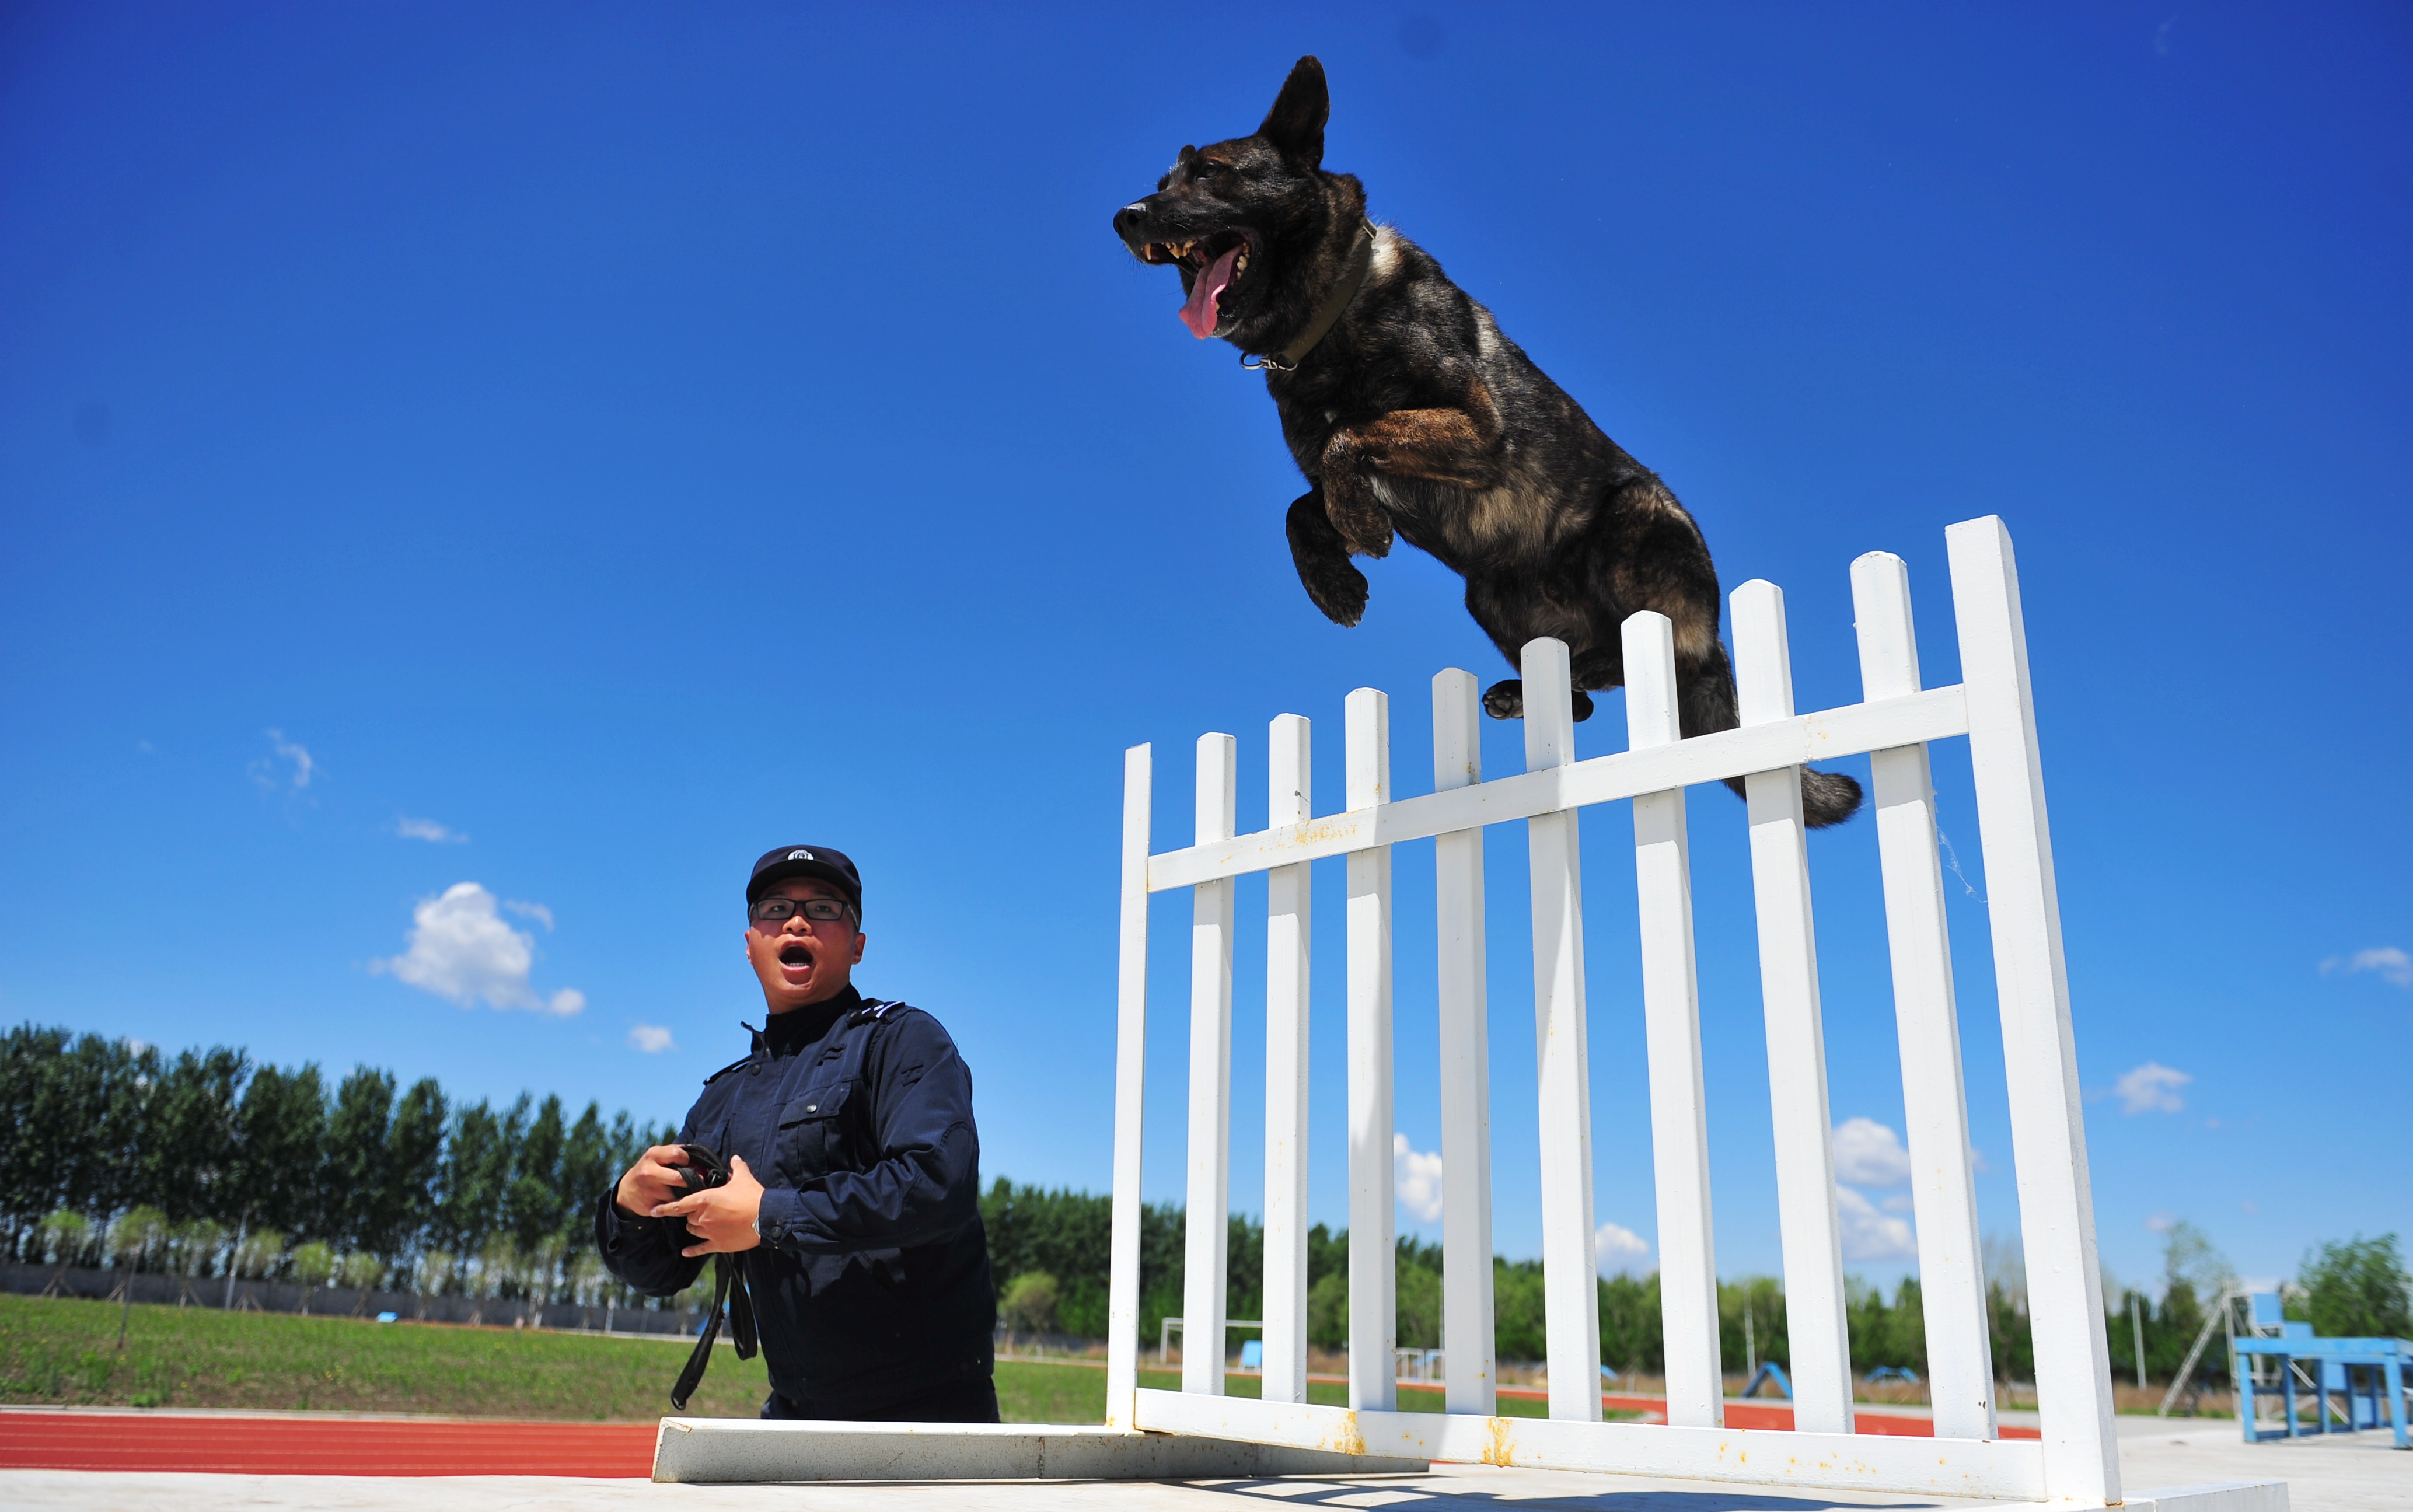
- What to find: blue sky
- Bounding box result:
[3,2,2407,1297]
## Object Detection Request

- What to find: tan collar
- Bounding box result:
[1243,221,1376,373]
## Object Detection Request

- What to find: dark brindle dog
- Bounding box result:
[1112,57,1861,826]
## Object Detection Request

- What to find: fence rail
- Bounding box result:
[1103,517,2123,1504]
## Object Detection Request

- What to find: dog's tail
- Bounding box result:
[1681,642,1864,829]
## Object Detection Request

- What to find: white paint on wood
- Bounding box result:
[1345,688,1395,1412]
[1430,669,1495,1416]
[1947,516,2119,1504]
[1146,686,1969,892]
[1853,551,1997,1441]
[1094,518,2149,1503]
[1183,734,1236,1396]
[1262,713,1313,1405]
[1521,638,1601,1421]
[1621,611,1722,1429]
[1105,743,1151,1429]
[1132,1390,2049,1500]
[1731,580,1854,1436]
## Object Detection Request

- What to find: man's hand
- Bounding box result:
[613,1144,696,1220]
[651,1154,766,1258]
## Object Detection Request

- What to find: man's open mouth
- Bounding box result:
[778,943,814,970]
[1140,231,1255,338]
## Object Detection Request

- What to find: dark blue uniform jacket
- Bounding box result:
[593,986,994,1410]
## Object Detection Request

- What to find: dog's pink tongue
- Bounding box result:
[1178,244,1242,338]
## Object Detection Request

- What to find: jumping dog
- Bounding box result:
[1112,57,1861,826]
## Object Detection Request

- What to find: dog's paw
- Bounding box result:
[1483,680,1594,722]
[1301,560,1370,627]
[1325,495,1394,560]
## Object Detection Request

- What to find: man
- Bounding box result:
[595,844,998,1421]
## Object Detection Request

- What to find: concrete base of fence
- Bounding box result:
[2120,1485,2290,1512]
[647,1419,1429,1483]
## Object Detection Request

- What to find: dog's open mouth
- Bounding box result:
[1141,231,1255,338]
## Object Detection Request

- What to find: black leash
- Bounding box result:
[665,1144,758,1412]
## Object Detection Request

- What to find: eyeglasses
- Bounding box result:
[749,896,856,926]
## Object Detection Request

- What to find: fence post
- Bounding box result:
[1346,688,1396,1412]
[1522,637,1602,1422]
[1947,515,2119,1504]
[1184,734,1238,1396]
[1731,580,1855,1436]
[1263,713,1314,1405]
[1853,551,1997,1441]
[1621,612,1722,1429]
[1106,743,1152,1429]
[1432,669,1496,1416]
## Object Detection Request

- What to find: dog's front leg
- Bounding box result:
[1287,488,1370,627]
[1321,404,1507,557]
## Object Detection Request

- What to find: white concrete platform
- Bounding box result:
[6,1421,2388,1512]
[650,1419,1427,1480]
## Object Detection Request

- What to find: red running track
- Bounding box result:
[0,1413,659,1476]
[1,1401,2037,1476]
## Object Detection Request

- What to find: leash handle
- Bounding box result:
[664,1143,757,1410]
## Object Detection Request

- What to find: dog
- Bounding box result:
[1112,57,1862,827]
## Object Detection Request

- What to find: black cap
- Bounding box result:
[747,844,863,912]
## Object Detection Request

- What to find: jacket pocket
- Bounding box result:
[775,1080,854,1179]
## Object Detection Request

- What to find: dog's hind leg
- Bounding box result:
[1681,641,1863,827]
[1480,679,1595,723]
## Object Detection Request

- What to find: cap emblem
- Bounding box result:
[788,848,813,860]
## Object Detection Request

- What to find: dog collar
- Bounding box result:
[1241,220,1377,373]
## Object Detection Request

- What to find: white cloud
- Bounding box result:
[504,899,554,931]
[2115,1062,2190,1114]
[1836,1186,1917,1262]
[1595,1221,1650,1274]
[1881,1193,1915,1214]
[2145,1212,2175,1234]
[395,816,467,844]
[1393,1134,1443,1224]
[375,882,582,1015]
[1832,1117,1912,1188]
[250,729,316,792]
[628,1024,675,1054]
[2323,946,2412,989]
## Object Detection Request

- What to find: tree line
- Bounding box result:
[984,1182,2405,1381]
[986,1178,2031,1378]
[2,1024,676,1309]
[12,1024,2401,1373]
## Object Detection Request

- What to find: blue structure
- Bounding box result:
[1741,1361,1792,1400]
[2232,1293,2409,1450]
[1865,1366,1920,1386]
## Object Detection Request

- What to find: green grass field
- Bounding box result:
[0,1294,1581,1423]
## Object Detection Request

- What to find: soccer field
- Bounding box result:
[1,1295,1567,1423]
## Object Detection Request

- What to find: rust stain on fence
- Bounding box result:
[1481,1417,1515,1466]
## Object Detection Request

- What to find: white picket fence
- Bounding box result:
[1101,516,2124,1503]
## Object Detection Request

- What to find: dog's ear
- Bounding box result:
[1257,55,1328,168]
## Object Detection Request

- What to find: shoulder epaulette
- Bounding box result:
[853,997,910,1022]
[701,1054,752,1086]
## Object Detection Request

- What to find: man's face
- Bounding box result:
[743,877,865,1013]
